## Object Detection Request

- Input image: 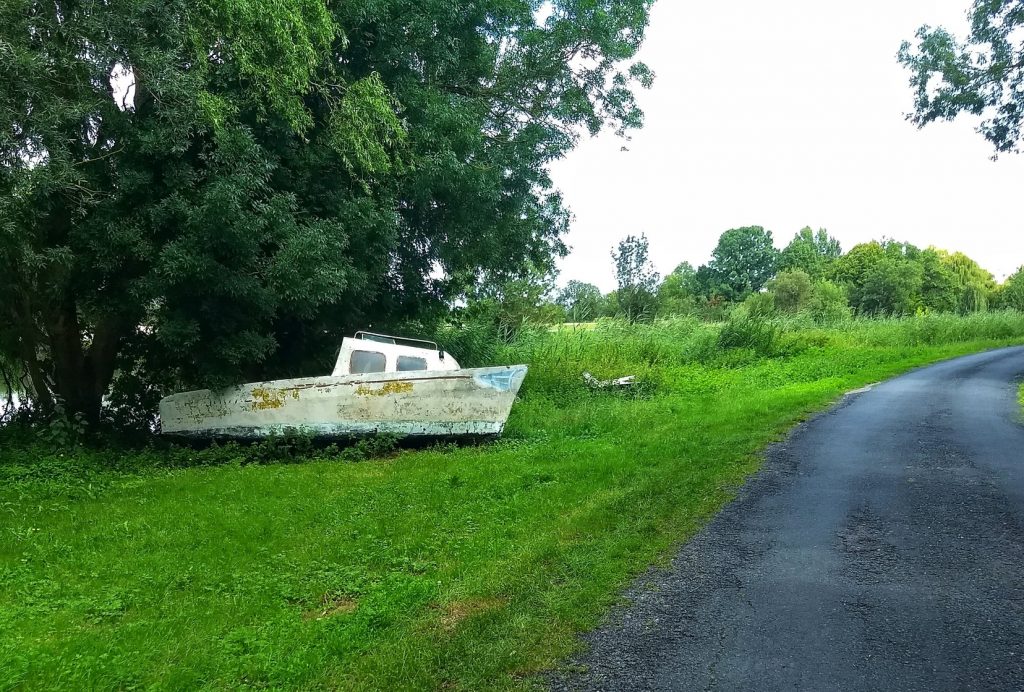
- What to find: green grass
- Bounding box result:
[3,312,1024,690]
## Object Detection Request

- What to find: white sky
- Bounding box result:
[549,0,1024,292]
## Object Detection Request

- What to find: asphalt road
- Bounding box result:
[555,346,1024,691]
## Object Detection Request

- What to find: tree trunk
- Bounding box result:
[47,298,91,420]
[45,301,126,424]
[86,316,127,417]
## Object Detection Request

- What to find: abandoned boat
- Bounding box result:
[159,332,528,440]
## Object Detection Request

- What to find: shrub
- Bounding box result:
[716,316,780,356]
[741,291,777,319]
[770,269,814,313]
[808,280,851,324]
[999,268,1024,311]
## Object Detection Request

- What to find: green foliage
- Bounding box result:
[557,281,607,323]
[336,0,656,323]
[0,0,657,423]
[807,280,852,325]
[999,268,1024,310]
[858,256,924,315]
[942,251,996,313]
[191,0,339,131]
[717,315,781,357]
[831,241,887,288]
[740,291,778,320]
[612,234,660,323]
[462,266,563,344]
[39,405,89,449]
[778,227,842,278]
[247,432,399,464]
[657,262,700,316]
[431,318,502,370]
[702,226,779,301]
[769,269,814,314]
[0,0,400,421]
[831,241,997,317]
[326,74,407,183]
[570,233,997,329]
[919,248,961,313]
[503,311,1024,402]
[736,273,850,325]
[899,1,1024,155]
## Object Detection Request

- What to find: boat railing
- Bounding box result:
[354,331,440,351]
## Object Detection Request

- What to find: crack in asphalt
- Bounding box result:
[552,346,1024,691]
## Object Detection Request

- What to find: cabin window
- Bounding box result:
[397,355,428,372]
[350,350,386,374]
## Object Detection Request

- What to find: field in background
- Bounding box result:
[3,312,1024,690]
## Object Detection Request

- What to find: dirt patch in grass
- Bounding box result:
[304,594,358,620]
[437,597,506,632]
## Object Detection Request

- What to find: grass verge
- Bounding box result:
[3,314,1024,689]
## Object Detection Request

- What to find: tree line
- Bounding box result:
[552,227,1024,325]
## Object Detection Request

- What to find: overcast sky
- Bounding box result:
[548,0,1024,292]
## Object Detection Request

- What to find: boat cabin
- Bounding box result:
[332,332,461,376]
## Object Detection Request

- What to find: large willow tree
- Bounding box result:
[0,0,655,422]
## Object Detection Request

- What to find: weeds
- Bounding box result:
[493,311,1024,398]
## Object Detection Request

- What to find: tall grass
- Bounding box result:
[492,311,1024,397]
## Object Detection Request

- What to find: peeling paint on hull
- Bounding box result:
[159,366,527,441]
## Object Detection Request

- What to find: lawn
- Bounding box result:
[3,313,1024,690]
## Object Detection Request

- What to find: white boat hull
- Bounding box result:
[159,365,528,440]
